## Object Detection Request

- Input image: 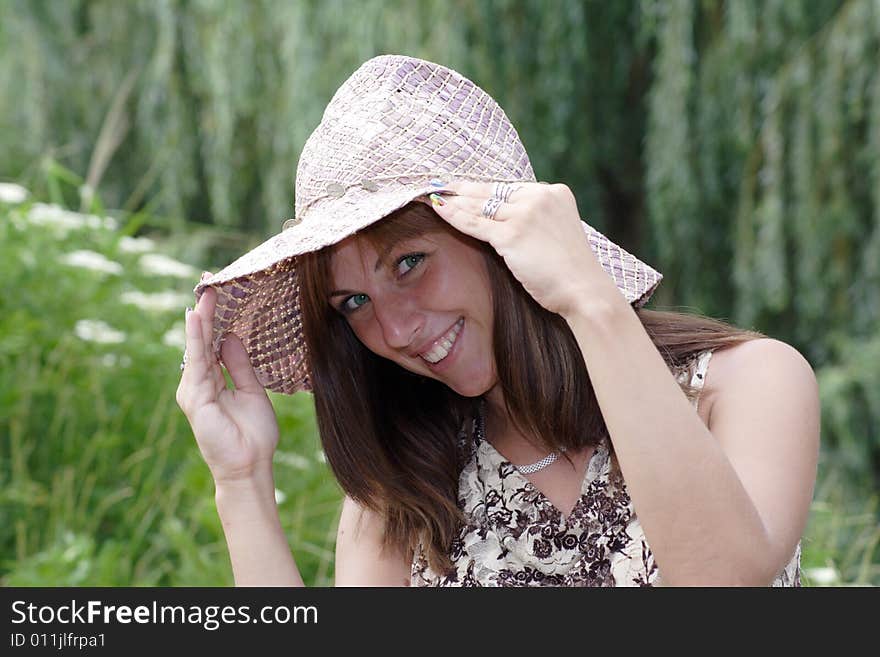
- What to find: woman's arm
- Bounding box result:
[215,477,411,586]
[179,287,408,586]
[214,469,305,587]
[563,294,820,586]
[334,496,413,586]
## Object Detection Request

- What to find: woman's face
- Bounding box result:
[328,227,497,397]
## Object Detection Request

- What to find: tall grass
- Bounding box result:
[0,171,342,586]
[0,171,876,586]
[800,454,880,586]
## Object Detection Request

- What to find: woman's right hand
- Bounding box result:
[176,284,280,486]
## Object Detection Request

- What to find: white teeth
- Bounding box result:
[420,319,463,364]
[422,345,449,364]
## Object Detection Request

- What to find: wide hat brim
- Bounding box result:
[193,184,662,395]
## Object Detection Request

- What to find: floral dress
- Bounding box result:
[411,349,802,587]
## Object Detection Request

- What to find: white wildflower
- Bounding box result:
[74,319,126,344]
[274,488,287,505]
[87,213,118,230]
[121,290,191,313]
[162,325,187,350]
[61,250,124,275]
[139,253,199,279]
[0,182,29,204]
[27,203,118,233]
[28,204,84,230]
[805,566,840,586]
[118,235,157,253]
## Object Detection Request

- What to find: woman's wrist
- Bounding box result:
[214,465,277,509]
[213,470,285,552]
[560,285,627,329]
[211,465,305,587]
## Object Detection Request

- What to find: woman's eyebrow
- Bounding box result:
[328,241,404,298]
[372,242,399,272]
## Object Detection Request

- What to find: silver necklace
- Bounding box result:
[476,404,565,475]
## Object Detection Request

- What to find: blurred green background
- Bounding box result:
[1,0,877,586]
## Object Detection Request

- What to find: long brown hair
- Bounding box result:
[297,201,766,573]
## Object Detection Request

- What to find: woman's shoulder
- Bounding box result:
[702,338,816,429]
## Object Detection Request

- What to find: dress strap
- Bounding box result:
[691,350,712,388]
[689,350,714,414]
[691,350,713,389]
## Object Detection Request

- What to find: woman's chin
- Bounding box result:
[444,376,496,399]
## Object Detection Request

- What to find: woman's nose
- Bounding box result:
[374,296,423,351]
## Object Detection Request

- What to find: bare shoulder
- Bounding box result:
[701,337,820,576]
[705,337,818,429]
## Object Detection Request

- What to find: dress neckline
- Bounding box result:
[474,432,609,522]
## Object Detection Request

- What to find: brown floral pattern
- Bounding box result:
[411,349,802,587]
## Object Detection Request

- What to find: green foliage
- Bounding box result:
[0,179,341,586]
[802,472,880,586]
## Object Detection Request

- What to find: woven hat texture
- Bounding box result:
[194,54,663,395]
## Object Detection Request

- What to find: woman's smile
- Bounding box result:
[416,317,464,364]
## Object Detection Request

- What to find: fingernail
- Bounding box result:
[429,193,445,207]
[430,179,447,188]
[200,271,212,282]
[185,307,192,320]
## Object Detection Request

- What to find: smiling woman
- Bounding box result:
[294,199,812,585]
[177,54,819,587]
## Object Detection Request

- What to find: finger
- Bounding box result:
[180,292,223,404]
[196,286,217,365]
[219,332,264,394]
[497,182,532,204]
[449,194,517,222]
[435,192,518,227]
[428,193,502,243]
[182,304,207,374]
[435,180,492,199]
[438,180,536,202]
[179,303,215,406]
[195,287,227,389]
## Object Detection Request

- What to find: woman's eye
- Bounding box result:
[337,254,423,315]
[342,293,369,313]
[397,253,425,276]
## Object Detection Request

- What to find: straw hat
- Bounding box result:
[193,54,662,395]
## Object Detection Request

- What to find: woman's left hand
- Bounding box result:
[426,181,618,318]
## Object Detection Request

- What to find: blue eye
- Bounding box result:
[397,253,424,275]
[341,293,369,313]
[338,253,424,315]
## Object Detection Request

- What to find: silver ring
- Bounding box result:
[493,182,518,202]
[180,350,188,372]
[481,196,504,220]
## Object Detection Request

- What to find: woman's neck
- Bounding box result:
[481,387,553,459]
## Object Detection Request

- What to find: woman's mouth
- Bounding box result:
[419,318,464,364]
